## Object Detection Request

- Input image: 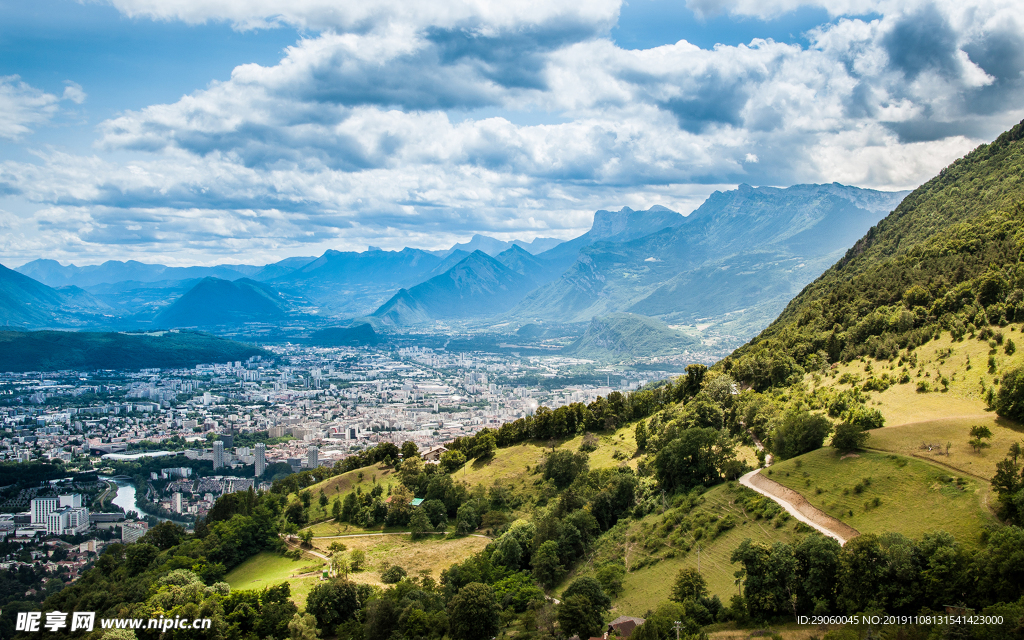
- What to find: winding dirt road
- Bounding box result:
[739,469,860,546]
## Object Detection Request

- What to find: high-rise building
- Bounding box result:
[255,443,267,477]
[172,493,183,514]
[31,497,58,524]
[59,494,83,508]
[121,521,148,544]
[307,446,318,469]
[221,434,234,449]
[213,441,225,470]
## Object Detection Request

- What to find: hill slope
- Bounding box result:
[155,277,288,327]
[562,313,698,360]
[729,119,1024,376]
[372,251,537,324]
[0,263,109,327]
[0,330,265,372]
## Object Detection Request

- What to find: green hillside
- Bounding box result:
[0,329,265,372]
[729,119,1024,376]
[562,312,698,360]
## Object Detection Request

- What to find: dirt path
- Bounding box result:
[739,469,860,546]
[310,532,490,539]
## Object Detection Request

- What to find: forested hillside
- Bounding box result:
[728,119,1024,381]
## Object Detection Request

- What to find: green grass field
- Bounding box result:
[767,448,998,546]
[810,323,1024,428]
[310,533,491,588]
[564,481,807,615]
[225,551,324,609]
[867,416,1023,480]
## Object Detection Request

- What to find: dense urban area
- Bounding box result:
[0,344,664,585]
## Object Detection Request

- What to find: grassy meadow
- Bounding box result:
[311,534,491,587]
[563,481,808,614]
[225,551,324,609]
[766,448,998,545]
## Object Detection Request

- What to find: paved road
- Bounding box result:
[739,469,859,546]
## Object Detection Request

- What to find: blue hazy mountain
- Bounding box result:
[536,205,686,271]
[273,247,445,316]
[562,313,698,359]
[372,251,538,325]
[435,234,564,258]
[15,259,265,288]
[0,262,110,327]
[512,183,910,339]
[155,277,289,327]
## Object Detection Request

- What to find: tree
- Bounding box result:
[541,449,589,489]
[401,440,419,459]
[440,450,467,473]
[305,579,359,629]
[455,504,479,534]
[381,564,407,583]
[595,563,626,598]
[995,366,1024,422]
[557,595,604,640]
[331,552,349,578]
[331,498,342,521]
[831,422,869,453]
[448,582,499,640]
[969,425,993,452]
[288,613,321,640]
[473,431,497,459]
[319,490,328,508]
[770,411,833,460]
[409,507,432,539]
[655,427,730,490]
[285,501,307,526]
[298,529,314,547]
[299,490,312,508]
[532,540,565,588]
[349,549,365,572]
[671,568,708,602]
[730,539,797,620]
[563,576,611,611]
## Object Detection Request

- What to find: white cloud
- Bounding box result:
[0,76,61,140]
[62,82,88,104]
[103,0,621,32]
[2,0,1023,264]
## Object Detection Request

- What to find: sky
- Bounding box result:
[1,0,1022,267]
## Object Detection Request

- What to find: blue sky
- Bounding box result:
[1,0,1022,266]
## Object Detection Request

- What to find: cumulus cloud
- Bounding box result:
[2,0,1023,264]
[103,0,621,33]
[0,76,62,140]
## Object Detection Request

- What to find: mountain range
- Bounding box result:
[1,184,910,356]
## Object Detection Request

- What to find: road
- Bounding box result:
[739,469,860,546]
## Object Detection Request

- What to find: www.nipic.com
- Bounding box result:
[16,611,213,633]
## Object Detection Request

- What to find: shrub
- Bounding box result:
[380,564,407,583]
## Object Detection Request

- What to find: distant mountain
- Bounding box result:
[155,278,288,327]
[248,256,317,281]
[513,184,909,340]
[273,247,444,316]
[536,205,685,270]
[372,251,537,325]
[495,245,560,285]
[309,323,381,347]
[15,259,263,288]
[562,313,698,360]
[0,263,109,327]
[0,330,265,372]
[434,234,564,258]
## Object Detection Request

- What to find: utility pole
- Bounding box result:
[673,620,682,640]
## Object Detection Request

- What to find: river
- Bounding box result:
[101,476,183,523]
